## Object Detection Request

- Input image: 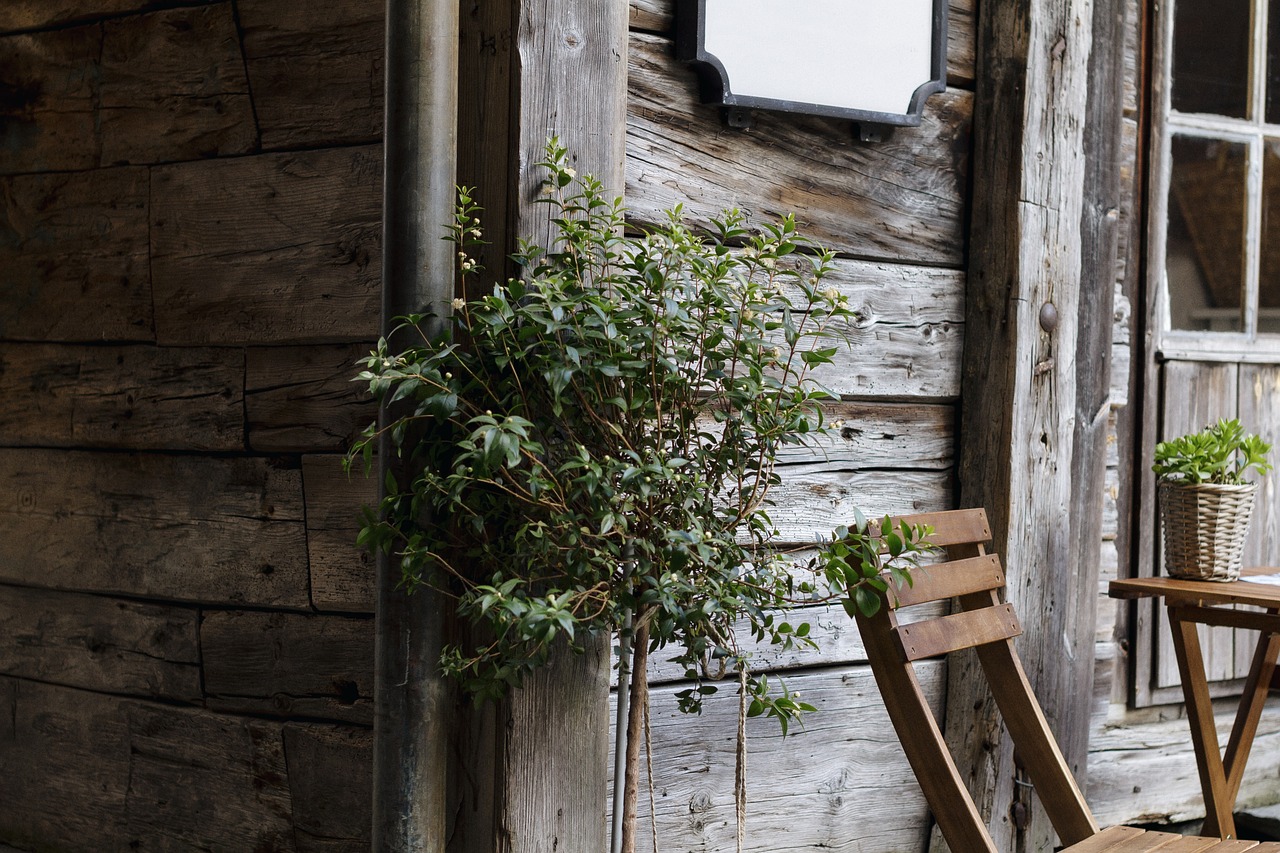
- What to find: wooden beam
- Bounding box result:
[950,0,1126,849]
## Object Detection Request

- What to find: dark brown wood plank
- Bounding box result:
[0,167,152,342]
[97,4,256,165]
[0,449,310,607]
[151,147,382,345]
[626,32,971,266]
[245,344,376,452]
[891,555,1005,608]
[303,454,375,613]
[896,604,1022,661]
[284,724,373,852]
[201,610,374,724]
[626,0,976,88]
[239,0,384,149]
[0,677,131,850]
[0,25,102,173]
[123,701,294,850]
[0,343,243,450]
[0,0,216,34]
[0,584,200,700]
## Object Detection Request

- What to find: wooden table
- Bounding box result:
[1110,569,1280,839]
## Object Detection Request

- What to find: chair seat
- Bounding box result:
[1062,825,1280,851]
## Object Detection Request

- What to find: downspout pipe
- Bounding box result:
[374,0,458,850]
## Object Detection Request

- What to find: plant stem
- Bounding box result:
[621,616,651,853]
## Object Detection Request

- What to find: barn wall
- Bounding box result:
[0,1,380,849]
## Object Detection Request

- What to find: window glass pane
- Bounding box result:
[1167,135,1247,331]
[1172,0,1251,118]
[1262,140,1280,331]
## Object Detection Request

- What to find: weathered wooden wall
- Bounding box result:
[0,0,381,849]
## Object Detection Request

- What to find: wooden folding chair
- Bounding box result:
[854,508,1280,852]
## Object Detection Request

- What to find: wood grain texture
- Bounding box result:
[303,454,376,613]
[151,146,382,345]
[0,584,200,700]
[239,0,384,149]
[0,0,216,34]
[202,610,374,724]
[0,343,243,450]
[764,466,951,545]
[0,449,309,607]
[0,25,102,173]
[245,344,376,452]
[626,0,976,88]
[284,724,373,852]
[627,32,971,266]
[609,663,943,852]
[0,167,152,342]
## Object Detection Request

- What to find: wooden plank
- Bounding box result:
[0,167,152,342]
[151,146,382,345]
[303,454,376,613]
[245,344,376,452]
[763,466,951,545]
[0,678,131,850]
[626,32,971,267]
[626,0,976,88]
[97,4,256,165]
[283,724,373,852]
[0,25,101,173]
[610,662,943,851]
[774,401,954,468]
[891,555,1005,608]
[0,343,243,450]
[123,701,294,850]
[0,584,200,701]
[238,0,384,149]
[201,610,374,725]
[897,604,1022,661]
[0,1,216,34]
[0,449,310,607]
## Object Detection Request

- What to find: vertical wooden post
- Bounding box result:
[454,2,627,851]
[374,0,458,850]
[949,0,1126,849]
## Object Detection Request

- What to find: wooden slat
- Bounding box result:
[1059,826,1178,852]
[626,32,971,267]
[0,167,152,342]
[283,724,373,851]
[201,610,374,724]
[895,604,1022,661]
[0,585,200,701]
[151,147,382,346]
[0,449,310,607]
[762,467,952,546]
[890,554,1005,608]
[303,455,376,613]
[239,0,384,149]
[0,343,244,451]
[245,344,376,452]
[894,507,991,548]
[772,401,955,469]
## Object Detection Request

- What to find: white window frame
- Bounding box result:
[1150,0,1280,363]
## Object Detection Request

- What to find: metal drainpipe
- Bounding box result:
[373,0,458,850]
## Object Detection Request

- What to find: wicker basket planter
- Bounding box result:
[1158,481,1257,582]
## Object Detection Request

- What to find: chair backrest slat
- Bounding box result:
[856,508,1100,850]
[895,603,1022,661]
[890,554,1006,608]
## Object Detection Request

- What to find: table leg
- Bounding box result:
[1222,609,1280,807]
[1167,604,1236,839]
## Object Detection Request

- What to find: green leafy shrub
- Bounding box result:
[1153,418,1272,485]
[349,140,930,727]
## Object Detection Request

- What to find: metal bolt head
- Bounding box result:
[1039,302,1058,333]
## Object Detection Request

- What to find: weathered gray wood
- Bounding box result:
[0,0,215,34]
[626,0,976,88]
[0,677,131,850]
[949,0,1106,848]
[774,402,955,469]
[609,663,943,851]
[0,584,200,700]
[0,167,152,342]
[238,0,384,149]
[123,700,294,850]
[303,455,376,613]
[245,344,377,452]
[0,449,310,607]
[0,343,243,450]
[151,146,382,345]
[764,466,951,546]
[627,33,971,267]
[284,724,373,852]
[202,610,374,724]
[98,4,257,165]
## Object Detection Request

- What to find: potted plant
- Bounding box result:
[1153,418,1272,581]
[349,140,931,850]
